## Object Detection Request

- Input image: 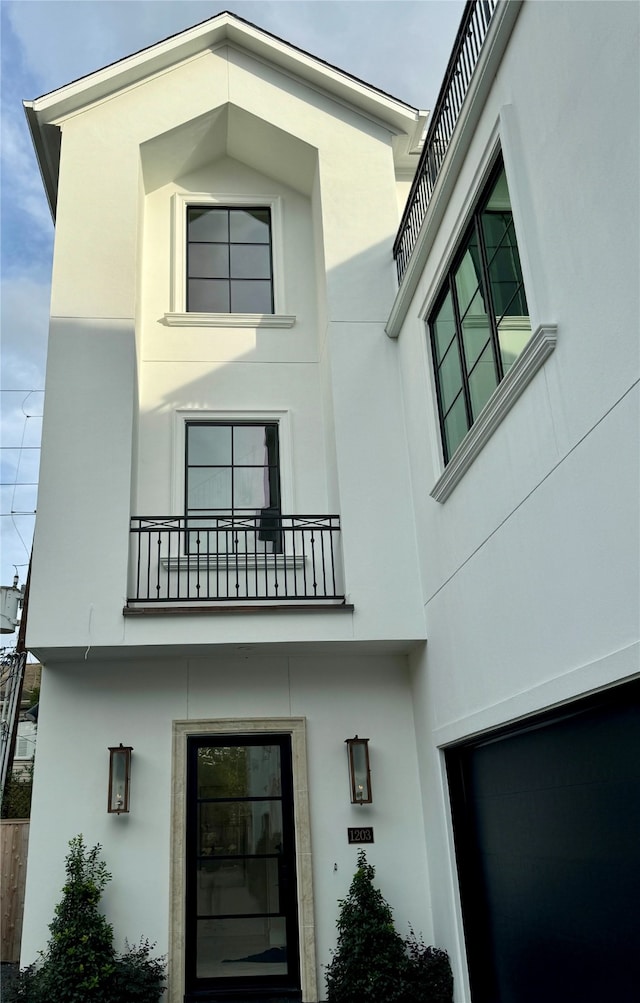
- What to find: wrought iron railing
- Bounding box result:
[393,0,498,282]
[128,514,344,604]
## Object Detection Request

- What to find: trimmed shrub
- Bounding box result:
[325,849,408,1003]
[5,835,165,1003]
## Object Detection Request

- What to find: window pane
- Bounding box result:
[188,425,232,466]
[189,244,229,279]
[468,343,499,419]
[233,426,268,466]
[498,315,532,374]
[197,858,280,917]
[188,279,230,313]
[443,392,469,460]
[199,801,284,856]
[196,916,287,979]
[198,745,282,799]
[188,468,232,510]
[188,208,228,242]
[482,166,511,214]
[230,244,271,279]
[432,291,456,364]
[438,341,463,412]
[485,227,527,319]
[234,468,270,509]
[454,235,483,318]
[460,288,492,370]
[230,208,271,243]
[231,280,273,314]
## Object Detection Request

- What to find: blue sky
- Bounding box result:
[0,0,464,645]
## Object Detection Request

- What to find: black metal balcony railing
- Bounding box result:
[393,0,498,282]
[128,514,344,604]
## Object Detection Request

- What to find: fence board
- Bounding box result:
[1,820,30,963]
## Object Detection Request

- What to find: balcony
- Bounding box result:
[393,0,498,283]
[126,514,346,610]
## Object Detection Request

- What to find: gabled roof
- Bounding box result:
[24,10,425,218]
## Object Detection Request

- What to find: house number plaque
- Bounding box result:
[347,827,374,844]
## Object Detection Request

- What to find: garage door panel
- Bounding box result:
[447,680,640,1003]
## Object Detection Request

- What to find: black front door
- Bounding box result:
[185,734,301,1003]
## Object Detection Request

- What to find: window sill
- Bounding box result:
[163,312,296,329]
[161,554,305,571]
[430,323,557,503]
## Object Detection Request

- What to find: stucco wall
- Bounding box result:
[393,2,640,995]
[22,651,431,994]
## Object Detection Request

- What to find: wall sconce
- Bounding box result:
[345,736,372,805]
[108,744,133,814]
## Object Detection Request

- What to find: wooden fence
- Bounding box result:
[1,820,30,963]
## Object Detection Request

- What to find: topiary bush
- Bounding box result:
[325,849,408,1003]
[5,835,165,1003]
[325,851,454,1003]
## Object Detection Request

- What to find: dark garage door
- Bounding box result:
[446,679,640,1003]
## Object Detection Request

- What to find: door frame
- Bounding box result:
[170,718,317,1003]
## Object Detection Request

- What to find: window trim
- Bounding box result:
[172,409,294,519]
[166,193,294,327]
[430,322,557,502]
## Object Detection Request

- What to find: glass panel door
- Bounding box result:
[185,735,300,1001]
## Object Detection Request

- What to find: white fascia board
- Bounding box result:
[29,14,419,127]
[25,12,421,219]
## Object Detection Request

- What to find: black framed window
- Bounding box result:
[429,157,530,463]
[185,422,281,552]
[187,206,274,314]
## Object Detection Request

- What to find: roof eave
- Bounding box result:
[28,12,419,129]
[24,102,59,222]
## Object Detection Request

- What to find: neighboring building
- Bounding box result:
[22,3,639,1002]
[0,660,39,783]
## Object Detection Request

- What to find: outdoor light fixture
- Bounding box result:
[345,736,372,805]
[108,745,133,814]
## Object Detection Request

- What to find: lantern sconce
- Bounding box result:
[108,744,133,814]
[345,736,372,805]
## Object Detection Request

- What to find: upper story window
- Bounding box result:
[186,207,274,314]
[166,194,293,327]
[429,158,530,463]
[185,421,282,552]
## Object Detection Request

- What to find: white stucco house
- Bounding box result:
[21,3,639,1002]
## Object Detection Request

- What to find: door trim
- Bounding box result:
[170,718,317,1003]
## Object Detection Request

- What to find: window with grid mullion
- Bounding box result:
[428,156,532,465]
[186,206,273,314]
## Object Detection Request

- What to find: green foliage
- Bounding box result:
[5,836,166,1003]
[325,849,408,1003]
[325,852,454,1003]
[110,939,167,1002]
[404,926,454,1003]
[1,764,33,819]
